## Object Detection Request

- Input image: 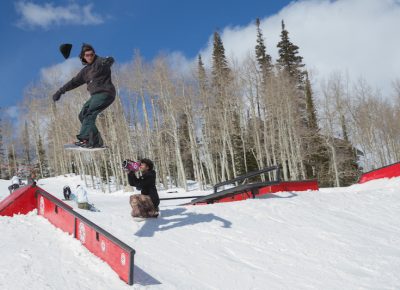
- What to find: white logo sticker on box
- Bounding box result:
[79,222,86,244]
[121,253,126,266]
[39,196,44,215]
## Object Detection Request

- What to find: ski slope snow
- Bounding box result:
[1,175,400,289]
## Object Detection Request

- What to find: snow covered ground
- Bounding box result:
[0,179,12,201]
[1,175,400,289]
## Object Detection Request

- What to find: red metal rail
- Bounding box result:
[189,180,319,205]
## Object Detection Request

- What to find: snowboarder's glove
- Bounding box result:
[102,56,114,67]
[52,91,62,102]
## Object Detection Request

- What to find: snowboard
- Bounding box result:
[64,144,108,152]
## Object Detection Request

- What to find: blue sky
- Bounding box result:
[1,0,400,114]
[0,0,292,109]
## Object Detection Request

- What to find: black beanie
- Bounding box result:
[140,158,154,170]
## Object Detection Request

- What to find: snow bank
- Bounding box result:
[1,175,400,289]
[0,211,131,290]
[0,179,11,201]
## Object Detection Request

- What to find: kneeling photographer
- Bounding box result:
[124,158,160,218]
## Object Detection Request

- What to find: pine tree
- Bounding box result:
[212,31,230,75]
[305,73,318,130]
[277,20,306,87]
[255,18,273,79]
[338,114,361,186]
[211,31,231,98]
[303,73,331,184]
[340,85,361,185]
[276,20,310,180]
[178,113,194,179]
[231,112,245,175]
[340,114,349,142]
[198,54,207,92]
[22,121,31,166]
[335,138,362,186]
[7,144,17,177]
[211,31,244,179]
[36,134,50,178]
[255,18,273,119]
[210,31,229,178]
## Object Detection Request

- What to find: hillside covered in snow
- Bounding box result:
[1,175,400,289]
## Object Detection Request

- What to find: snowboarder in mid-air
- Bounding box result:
[52,43,115,149]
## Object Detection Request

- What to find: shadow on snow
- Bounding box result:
[134,207,232,238]
[133,265,162,286]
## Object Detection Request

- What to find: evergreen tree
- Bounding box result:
[211,31,245,178]
[342,147,362,186]
[337,113,361,185]
[302,73,330,184]
[212,31,230,75]
[22,121,31,166]
[335,138,362,186]
[305,73,318,130]
[36,134,50,178]
[198,54,207,92]
[255,18,273,118]
[211,31,231,99]
[255,18,273,79]
[178,113,194,179]
[245,149,260,177]
[7,144,17,177]
[340,114,349,142]
[231,112,245,176]
[276,20,308,179]
[277,20,306,87]
[210,31,228,177]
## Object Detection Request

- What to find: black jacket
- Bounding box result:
[57,55,116,97]
[128,170,160,207]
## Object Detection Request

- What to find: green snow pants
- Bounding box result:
[77,93,115,147]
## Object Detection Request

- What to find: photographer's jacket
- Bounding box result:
[56,56,116,97]
[128,170,160,207]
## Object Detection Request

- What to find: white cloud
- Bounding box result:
[197,0,400,98]
[5,106,19,119]
[15,1,104,29]
[40,57,81,86]
[35,0,400,99]
[165,51,195,76]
